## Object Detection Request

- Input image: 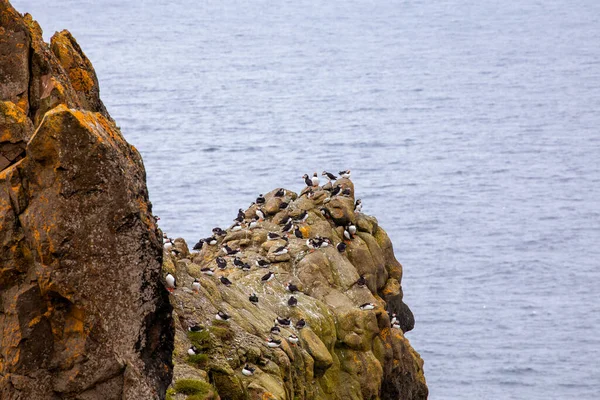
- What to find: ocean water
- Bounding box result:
[12,0,600,398]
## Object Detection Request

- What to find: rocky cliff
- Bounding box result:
[0,1,173,399]
[164,180,427,400]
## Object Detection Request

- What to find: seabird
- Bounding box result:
[235,208,245,222]
[295,210,308,223]
[322,171,337,181]
[282,221,293,235]
[248,217,259,229]
[256,194,266,204]
[274,317,291,327]
[242,364,255,376]
[392,321,401,329]
[206,236,218,246]
[280,215,292,225]
[343,227,353,241]
[164,237,174,250]
[212,227,226,236]
[306,238,317,252]
[267,232,281,241]
[255,208,265,221]
[222,245,240,256]
[285,282,299,293]
[261,271,275,283]
[231,221,243,232]
[216,257,227,269]
[348,224,357,236]
[390,313,398,325]
[320,207,332,219]
[330,185,342,197]
[192,239,204,251]
[188,324,204,332]
[337,242,347,253]
[295,319,306,330]
[256,259,270,268]
[288,296,298,307]
[220,276,233,287]
[201,267,215,276]
[233,257,244,268]
[249,293,259,304]
[279,201,289,210]
[354,199,362,212]
[357,275,367,288]
[302,174,312,187]
[359,303,376,310]
[270,326,281,335]
[274,188,286,197]
[294,226,304,238]
[241,263,252,272]
[266,337,282,348]
[192,278,201,292]
[288,334,299,344]
[272,245,288,256]
[188,346,199,356]
[311,172,319,187]
[165,273,176,292]
[339,170,351,179]
[306,189,315,199]
[216,311,231,321]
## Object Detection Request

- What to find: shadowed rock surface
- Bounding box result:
[164,183,427,400]
[0,1,173,399]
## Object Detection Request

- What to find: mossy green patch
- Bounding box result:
[187,353,209,366]
[188,330,211,349]
[165,387,176,400]
[174,379,212,395]
[209,325,234,341]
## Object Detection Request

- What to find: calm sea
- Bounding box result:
[12,0,600,398]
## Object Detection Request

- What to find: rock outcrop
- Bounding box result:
[164,183,427,399]
[0,1,173,399]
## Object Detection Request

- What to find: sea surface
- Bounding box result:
[12,0,600,398]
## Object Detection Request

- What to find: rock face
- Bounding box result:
[165,185,428,399]
[0,2,173,399]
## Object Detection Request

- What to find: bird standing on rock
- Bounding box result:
[261,271,275,283]
[288,334,299,344]
[242,364,255,376]
[192,278,201,292]
[302,174,312,187]
[288,296,298,307]
[249,293,259,304]
[286,282,299,293]
[216,257,227,269]
[267,338,282,348]
[337,242,347,253]
[255,208,265,221]
[220,276,233,286]
[275,188,286,197]
[272,245,288,256]
[354,199,362,212]
[357,275,367,288]
[235,208,245,222]
[311,172,319,187]
[216,311,231,321]
[360,303,375,310]
[322,171,337,181]
[295,319,306,329]
[339,170,351,179]
[165,273,176,292]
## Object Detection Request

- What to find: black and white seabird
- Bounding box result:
[272,245,288,256]
[267,232,281,241]
[256,259,270,268]
[348,223,357,236]
[288,296,298,307]
[274,317,292,327]
[216,310,231,321]
[241,263,252,272]
[359,303,376,310]
[242,364,255,376]
[322,171,337,181]
[307,189,315,199]
[220,276,233,287]
[188,324,204,332]
[216,257,227,269]
[389,313,398,325]
[280,215,292,225]
[392,321,401,329]
[295,210,308,223]
[339,170,351,179]
[343,227,353,241]
[337,242,347,253]
[320,207,332,219]
[294,226,304,238]
[302,174,312,187]
[288,334,299,344]
[222,244,240,256]
[279,201,289,210]
[281,221,293,235]
[206,236,218,246]
[306,238,317,252]
[201,267,215,276]
[233,257,245,268]
[230,221,243,232]
[311,172,319,187]
[330,185,342,197]
[285,282,299,293]
[256,194,266,204]
[295,319,306,329]
[165,273,176,292]
[270,326,281,335]
[354,199,362,212]
[213,227,226,236]
[261,271,275,283]
[192,278,201,292]
[249,293,259,304]
[188,346,199,356]
[357,275,367,288]
[274,188,286,197]
[248,217,259,229]
[255,208,265,221]
[192,239,204,251]
[266,337,282,348]
[235,208,245,222]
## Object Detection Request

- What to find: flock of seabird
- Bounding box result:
[162,169,401,377]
